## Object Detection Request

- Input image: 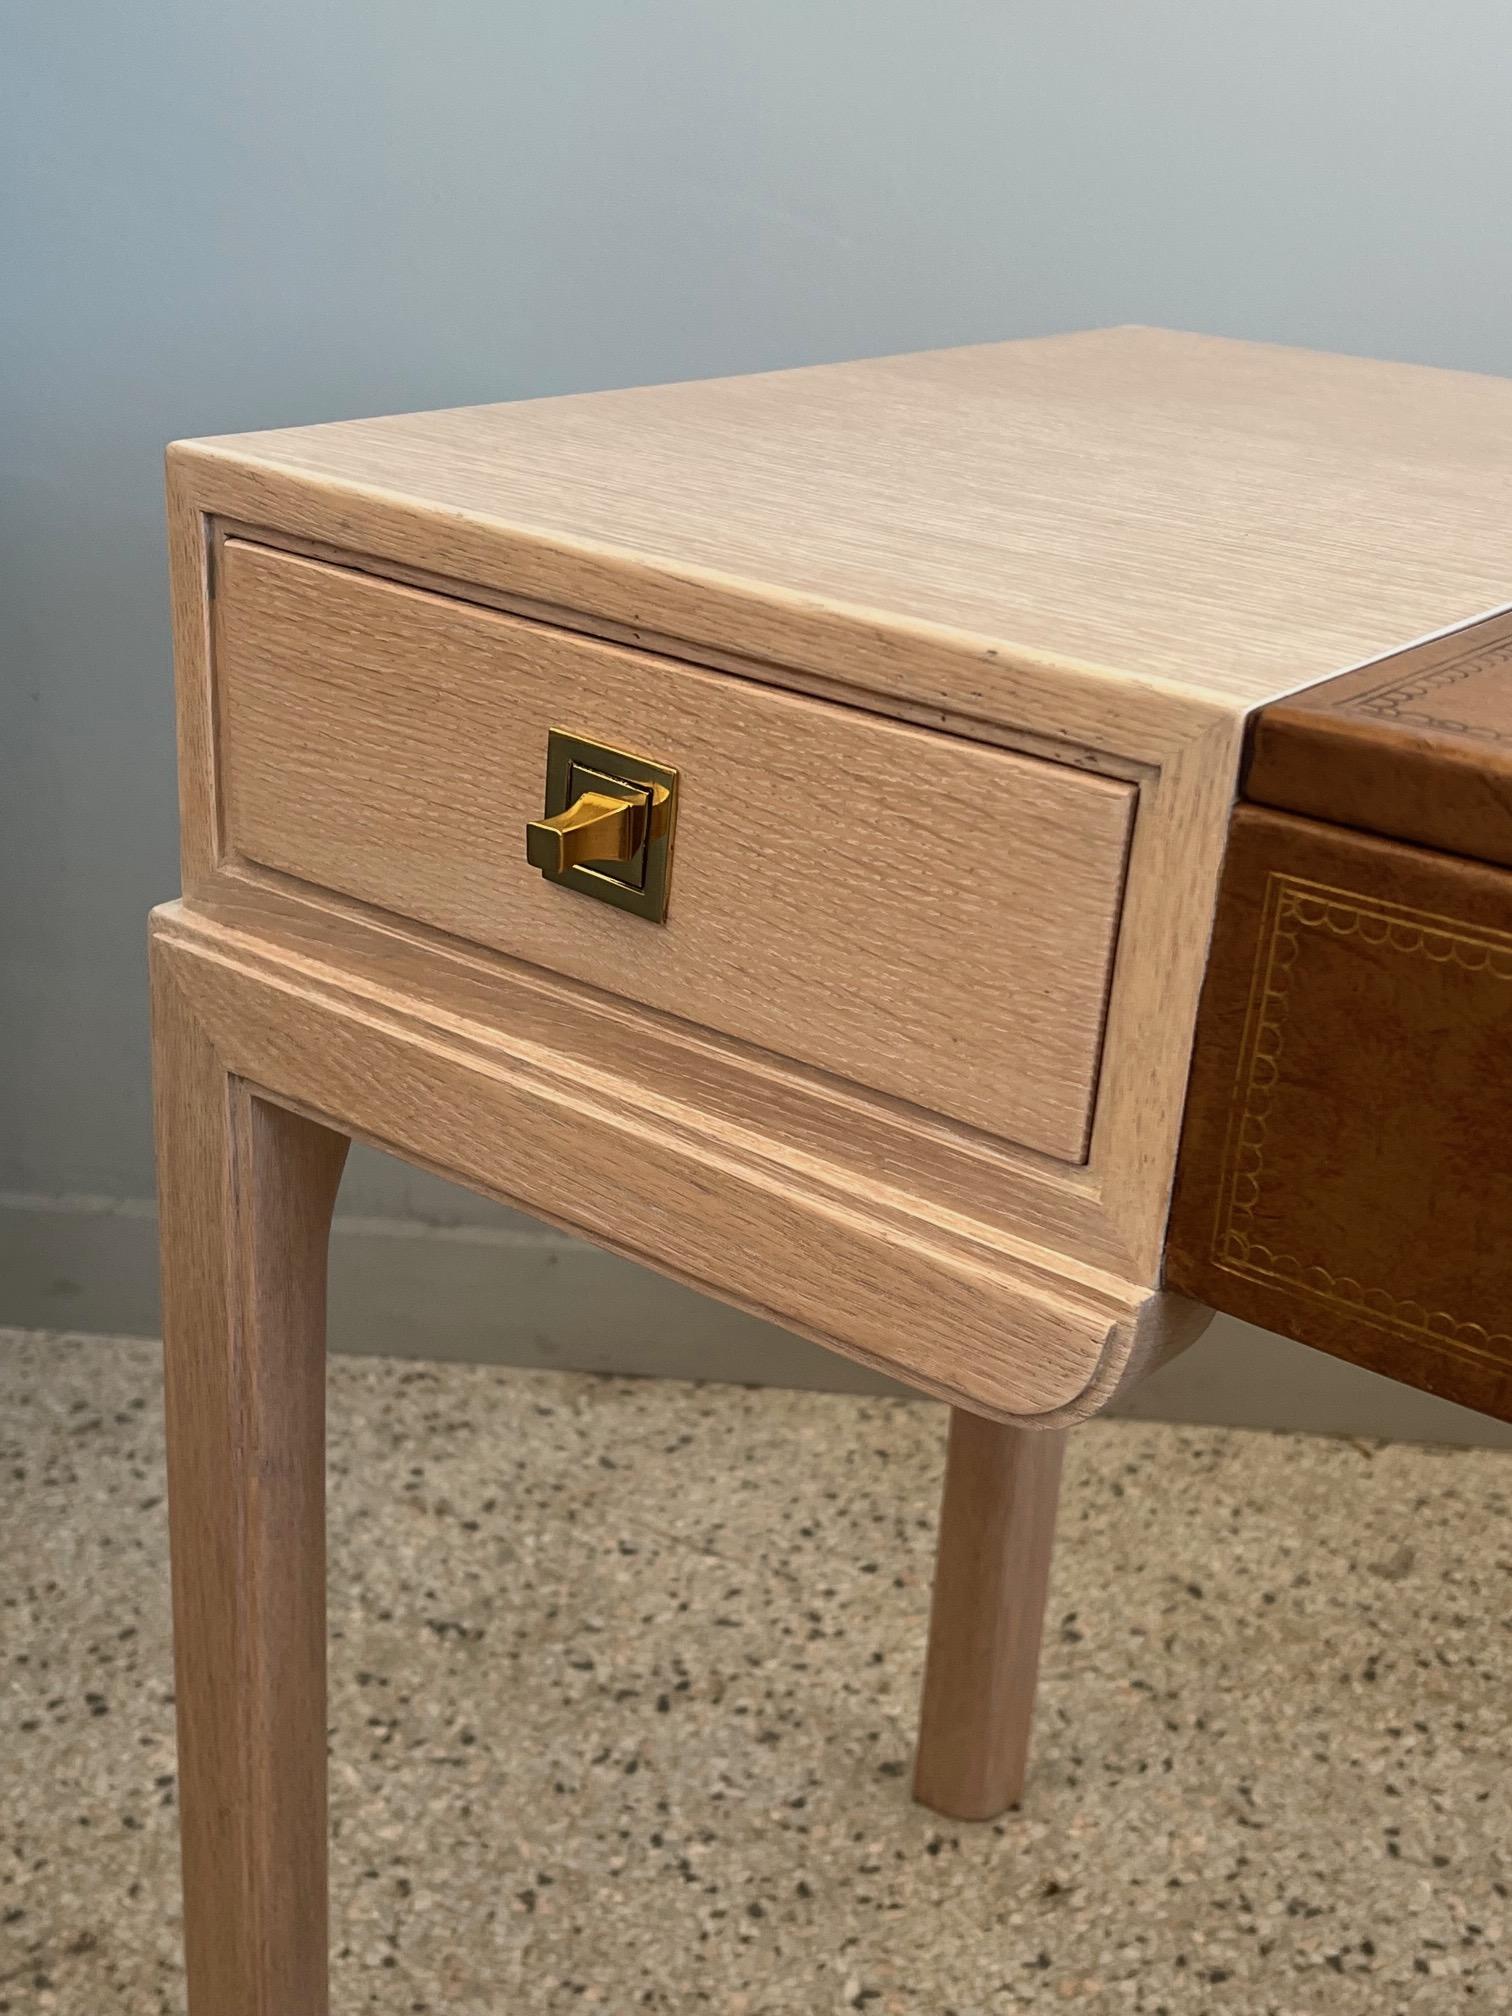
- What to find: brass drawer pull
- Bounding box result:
[526,782,651,875]
[525,730,679,922]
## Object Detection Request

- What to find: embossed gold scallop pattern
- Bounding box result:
[1167,806,1512,1420]
[1211,869,1512,1366]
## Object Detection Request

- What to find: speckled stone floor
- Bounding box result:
[2,1328,1509,2015]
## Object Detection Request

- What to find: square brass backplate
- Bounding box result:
[534,729,680,922]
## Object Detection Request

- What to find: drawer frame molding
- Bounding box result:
[150,890,1208,1424]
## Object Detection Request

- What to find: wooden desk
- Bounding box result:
[151,328,1512,2014]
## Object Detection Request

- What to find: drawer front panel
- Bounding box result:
[215,539,1134,1159]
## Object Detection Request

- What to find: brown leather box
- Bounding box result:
[1167,614,1512,1420]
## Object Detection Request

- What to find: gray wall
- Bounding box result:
[5,2,1512,1446]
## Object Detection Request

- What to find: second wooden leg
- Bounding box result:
[153,957,349,2016]
[912,1408,1066,1821]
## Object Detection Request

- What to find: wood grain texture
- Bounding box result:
[167,332,1512,1288]
[162,329,1512,1319]
[216,538,1133,1161]
[181,524,1248,1287]
[913,1412,1065,1821]
[169,462,1255,1288]
[166,469,218,887]
[180,867,1132,1272]
[1248,606,1512,868]
[151,937,349,2016]
[186,328,1512,709]
[151,897,1209,1426]
[1166,807,1512,1420]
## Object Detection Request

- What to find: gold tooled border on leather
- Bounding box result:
[1341,623,1512,743]
[1210,870,1512,1375]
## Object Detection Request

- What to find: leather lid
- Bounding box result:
[1247,608,1512,869]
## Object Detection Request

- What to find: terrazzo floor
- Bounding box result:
[2,1327,1509,2015]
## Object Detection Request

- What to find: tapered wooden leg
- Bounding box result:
[912,1409,1066,1821]
[152,957,349,2016]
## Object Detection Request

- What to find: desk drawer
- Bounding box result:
[214,539,1133,1160]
